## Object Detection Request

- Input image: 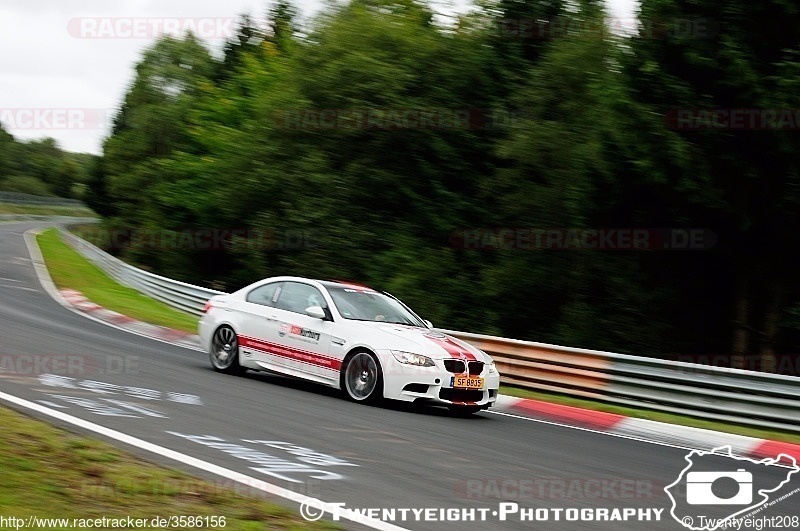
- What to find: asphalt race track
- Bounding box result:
[1,220,798,530]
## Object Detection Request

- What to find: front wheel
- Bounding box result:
[210,326,245,374]
[342,351,383,403]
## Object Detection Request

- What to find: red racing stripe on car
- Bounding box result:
[239,335,342,371]
[423,334,477,361]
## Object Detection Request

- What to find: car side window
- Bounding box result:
[246,282,282,306]
[274,282,327,315]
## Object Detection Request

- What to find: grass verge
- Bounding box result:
[37,228,198,333]
[0,203,97,217]
[0,405,337,530]
[500,385,800,444]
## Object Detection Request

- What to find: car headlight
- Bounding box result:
[391,351,435,367]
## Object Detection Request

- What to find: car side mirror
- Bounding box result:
[423,320,433,329]
[305,306,326,319]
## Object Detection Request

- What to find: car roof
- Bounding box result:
[251,276,377,292]
[318,279,377,291]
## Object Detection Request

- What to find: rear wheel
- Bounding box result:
[210,326,245,374]
[342,351,383,403]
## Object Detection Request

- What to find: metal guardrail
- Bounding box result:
[0,191,86,207]
[59,229,224,315]
[437,330,800,432]
[1,214,95,223]
[58,227,800,432]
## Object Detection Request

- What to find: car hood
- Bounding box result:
[357,323,491,362]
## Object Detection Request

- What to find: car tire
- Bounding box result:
[341,350,383,404]
[210,325,245,375]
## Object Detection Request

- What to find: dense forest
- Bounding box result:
[0,130,94,198]
[77,0,800,373]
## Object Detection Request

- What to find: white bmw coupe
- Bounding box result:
[199,276,500,413]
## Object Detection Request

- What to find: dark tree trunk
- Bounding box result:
[731,273,750,370]
[758,278,783,373]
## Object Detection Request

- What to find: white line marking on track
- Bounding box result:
[0,390,409,531]
[0,284,38,292]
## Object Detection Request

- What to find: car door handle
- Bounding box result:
[267,315,277,321]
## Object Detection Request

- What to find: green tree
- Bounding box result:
[84,156,117,216]
[624,0,800,370]
[484,2,671,351]
[0,126,14,178]
[267,0,299,55]
[103,34,215,226]
[215,14,267,82]
[0,132,91,198]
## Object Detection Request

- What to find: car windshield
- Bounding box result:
[328,287,426,326]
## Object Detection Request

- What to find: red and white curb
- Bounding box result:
[493,395,800,464]
[59,288,200,349]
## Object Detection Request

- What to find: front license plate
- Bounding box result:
[451,376,484,389]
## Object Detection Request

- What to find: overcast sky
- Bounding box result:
[0,0,637,155]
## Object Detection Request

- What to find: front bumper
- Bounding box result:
[377,350,501,408]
